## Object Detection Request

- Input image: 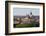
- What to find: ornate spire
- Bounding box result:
[29,12,32,17]
[30,12,32,15]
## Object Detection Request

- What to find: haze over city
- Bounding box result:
[13,8,39,16]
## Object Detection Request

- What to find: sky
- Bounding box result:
[13,8,39,16]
